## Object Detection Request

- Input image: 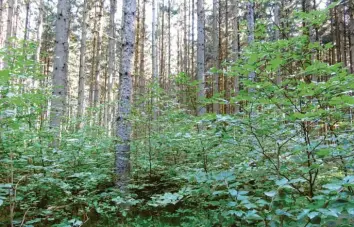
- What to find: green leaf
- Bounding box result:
[264,191,277,197]
[276,178,288,186]
[323,183,342,191]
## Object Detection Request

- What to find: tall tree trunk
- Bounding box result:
[116,0,136,189]
[191,0,195,80]
[232,0,239,113]
[167,0,171,86]
[160,1,165,89]
[89,4,98,108]
[183,0,187,74]
[93,0,104,109]
[212,0,219,113]
[350,0,354,73]
[107,0,116,132]
[274,0,281,84]
[35,0,44,63]
[50,0,70,132]
[0,0,3,48]
[24,0,30,41]
[139,0,146,94]
[247,0,255,83]
[224,0,229,113]
[77,0,88,129]
[197,0,205,116]
[133,0,140,94]
[5,0,17,68]
[152,0,158,81]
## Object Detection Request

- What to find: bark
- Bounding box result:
[232,0,239,113]
[191,0,195,79]
[89,4,98,108]
[93,0,104,108]
[0,0,3,47]
[338,4,345,65]
[133,0,140,93]
[212,0,219,113]
[350,0,354,73]
[107,0,116,131]
[139,0,146,94]
[167,0,171,86]
[183,0,187,74]
[197,0,205,115]
[152,0,158,82]
[274,0,281,84]
[35,0,44,63]
[247,0,255,82]
[160,1,165,89]
[77,0,89,129]
[5,0,17,68]
[50,0,70,131]
[116,0,136,189]
[224,0,229,113]
[24,0,30,41]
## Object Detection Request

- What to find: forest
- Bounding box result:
[1,0,354,226]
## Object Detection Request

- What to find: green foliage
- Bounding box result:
[2,4,354,226]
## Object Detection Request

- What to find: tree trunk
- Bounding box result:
[224,0,229,113]
[197,0,205,116]
[152,0,158,82]
[247,0,255,83]
[274,0,281,84]
[167,0,171,87]
[160,1,165,89]
[4,0,17,68]
[93,0,104,109]
[107,0,116,132]
[77,0,88,129]
[139,0,146,94]
[232,0,239,113]
[133,0,140,93]
[350,0,354,73]
[212,0,219,113]
[24,1,30,41]
[50,0,70,132]
[35,0,44,63]
[116,0,136,189]
[0,0,3,47]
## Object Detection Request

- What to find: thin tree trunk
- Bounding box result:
[232,0,239,113]
[0,0,3,48]
[89,4,98,108]
[197,0,205,116]
[160,1,165,88]
[152,0,158,81]
[350,0,354,73]
[139,0,146,94]
[77,0,88,129]
[247,0,255,83]
[191,0,195,80]
[116,0,136,189]
[183,0,188,74]
[93,0,104,109]
[168,0,171,87]
[5,0,17,68]
[50,0,70,132]
[224,0,229,113]
[212,0,219,113]
[35,0,44,63]
[107,0,116,132]
[133,0,140,93]
[24,1,30,41]
[274,0,281,84]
